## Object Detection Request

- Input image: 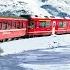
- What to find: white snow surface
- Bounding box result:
[19,63,70,70]
[0,34,70,70]
[0,34,70,56]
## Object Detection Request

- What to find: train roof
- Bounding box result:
[0,15,70,21]
[30,16,70,21]
[0,16,28,21]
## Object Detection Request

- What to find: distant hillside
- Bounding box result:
[0,0,70,18]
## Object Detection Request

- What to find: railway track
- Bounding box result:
[0,34,52,43]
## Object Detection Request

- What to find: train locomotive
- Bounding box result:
[0,15,70,41]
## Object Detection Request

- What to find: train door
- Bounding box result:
[52,20,56,35]
[0,19,3,40]
[56,20,67,34]
[27,19,36,36]
[0,20,2,30]
[67,20,70,33]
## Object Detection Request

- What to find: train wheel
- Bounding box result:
[14,37,19,40]
[7,38,12,41]
[3,39,6,42]
[0,40,3,43]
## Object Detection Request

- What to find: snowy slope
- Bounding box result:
[41,0,70,17]
[0,0,51,17]
[0,0,70,17]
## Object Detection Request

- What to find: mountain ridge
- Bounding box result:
[0,0,70,17]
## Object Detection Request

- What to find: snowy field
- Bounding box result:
[0,34,70,70]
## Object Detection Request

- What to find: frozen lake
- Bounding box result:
[0,34,70,70]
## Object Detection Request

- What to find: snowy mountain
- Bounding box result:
[41,0,70,17]
[0,0,70,17]
[0,0,50,17]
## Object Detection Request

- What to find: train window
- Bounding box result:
[59,22,63,27]
[63,21,67,27]
[29,21,35,28]
[39,21,46,27]
[12,21,24,29]
[53,21,56,27]
[16,23,20,29]
[23,22,26,28]
[12,22,16,29]
[20,22,23,28]
[16,21,24,29]
[46,21,50,27]
[20,21,26,28]
[69,22,70,27]
[1,21,12,30]
[2,22,7,30]
[59,21,67,28]
[0,22,2,30]
[39,21,50,28]
[7,22,12,29]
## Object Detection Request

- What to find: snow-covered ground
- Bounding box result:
[0,34,70,55]
[0,34,70,70]
[20,64,70,70]
[0,0,70,69]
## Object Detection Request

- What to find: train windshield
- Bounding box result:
[39,21,50,28]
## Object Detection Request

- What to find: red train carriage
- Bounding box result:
[0,15,70,41]
[53,18,69,34]
[27,17,70,36]
[0,17,28,40]
[27,17,52,36]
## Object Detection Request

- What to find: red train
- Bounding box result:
[0,15,70,41]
